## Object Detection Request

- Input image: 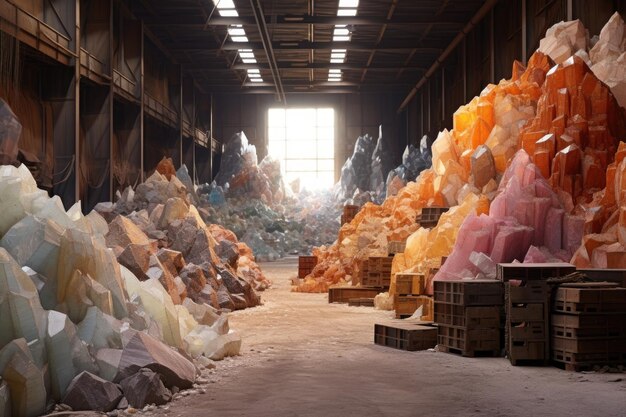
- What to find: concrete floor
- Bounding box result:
[143,257,626,417]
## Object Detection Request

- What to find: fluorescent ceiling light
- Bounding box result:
[250,78,264,82]
[228,28,246,36]
[330,58,344,63]
[328,78,341,82]
[231,36,249,42]
[332,49,346,53]
[333,35,350,41]
[214,0,235,8]
[247,69,260,74]
[329,69,341,74]
[337,9,357,16]
[339,0,359,7]
[239,52,255,58]
[218,9,239,17]
[331,52,346,59]
[242,58,257,63]
[333,28,350,36]
[335,24,347,28]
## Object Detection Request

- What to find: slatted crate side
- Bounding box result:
[506,281,550,303]
[508,340,547,364]
[374,323,438,351]
[328,287,383,304]
[552,349,626,366]
[394,295,433,319]
[555,286,626,305]
[552,324,625,339]
[388,240,407,255]
[437,325,500,356]
[434,304,501,328]
[396,273,425,295]
[551,313,626,329]
[434,280,504,306]
[496,263,576,282]
[552,337,626,354]
[509,322,547,340]
[508,303,545,322]
[553,300,626,314]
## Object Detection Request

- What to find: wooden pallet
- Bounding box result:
[437,345,500,358]
[434,280,504,306]
[328,287,383,304]
[348,297,375,307]
[552,337,626,354]
[552,349,626,370]
[374,321,437,351]
[437,324,500,356]
[497,263,576,282]
[434,304,501,329]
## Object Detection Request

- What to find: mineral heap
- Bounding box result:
[0,131,243,415]
[200,132,341,260]
[295,14,626,293]
[96,157,271,307]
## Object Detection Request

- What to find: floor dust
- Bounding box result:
[139,257,626,417]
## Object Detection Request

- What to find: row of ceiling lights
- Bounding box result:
[213,0,264,83]
[328,0,359,82]
[213,1,359,85]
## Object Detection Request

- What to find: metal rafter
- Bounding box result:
[249,0,286,102]
[142,15,468,26]
[360,0,398,83]
[170,41,445,52]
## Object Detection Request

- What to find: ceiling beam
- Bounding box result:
[171,41,444,52]
[397,0,500,112]
[183,62,426,71]
[249,0,286,103]
[143,15,467,26]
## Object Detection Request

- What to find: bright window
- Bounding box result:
[267,108,335,190]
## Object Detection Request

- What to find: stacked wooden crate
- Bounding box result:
[364,256,393,288]
[434,280,503,357]
[328,287,383,304]
[505,281,551,365]
[498,262,576,365]
[374,320,437,351]
[393,273,430,319]
[341,204,359,225]
[417,207,449,228]
[552,282,626,371]
[298,255,318,278]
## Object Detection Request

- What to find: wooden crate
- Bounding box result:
[298,256,318,278]
[509,322,547,340]
[506,281,550,303]
[496,263,576,282]
[368,256,394,272]
[348,298,375,307]
[418,207,449,228]
[396,273,425,295]
[328,287,383,304]
[394,295,433,319]
[552,337,626,354]
[508,303,545,322]
[552,349,626,371]
[509,340,547,365]
[374,321,437,351]
[434,280,504,306]
[437,325,500,357]
[577,269,626,287]
[434,304,501,329]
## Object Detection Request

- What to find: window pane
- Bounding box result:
[286,126,314,141]
[268,109,285,127]
[317,126,334,141]
[286,140,316,158]
[285,159,317,171]
[317,159,334,171]
[317,108,334,126]
[317,140,334,158]
[289,109,316,127]
[268,140,286,160]
[268,127,285,141]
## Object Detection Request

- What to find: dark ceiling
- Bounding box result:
[131,0,487,97]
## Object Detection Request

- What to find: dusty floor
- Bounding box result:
[141,257,626,417]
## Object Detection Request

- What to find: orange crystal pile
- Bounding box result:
[294,15,626,293]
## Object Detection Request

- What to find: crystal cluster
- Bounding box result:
[0,155,243,415]
[296,14,626,294]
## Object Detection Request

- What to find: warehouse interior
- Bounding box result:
[1,0,626,416]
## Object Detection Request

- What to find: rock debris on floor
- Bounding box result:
[135,258,626,417]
